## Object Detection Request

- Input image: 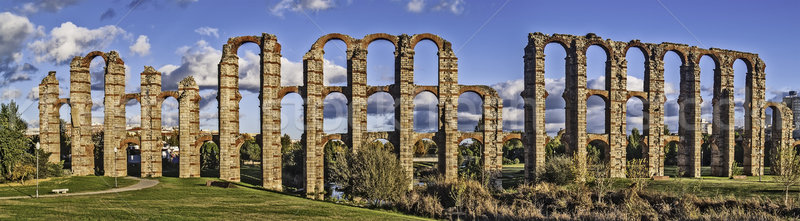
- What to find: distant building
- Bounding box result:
[701,118,713,134]
[782,91,800,139]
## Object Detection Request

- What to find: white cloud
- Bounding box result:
[281,57,303,86]
[160,40,220,90]
[16,0,82,14]
[432,0,464,14]
[1,88,22,100]
[194,26,219,38]
[270,0,336,17]
[29,22,127,64]
[27,86,39,100]
[407,0,424,13]
[129,35,150,56]
[0,12,38,85]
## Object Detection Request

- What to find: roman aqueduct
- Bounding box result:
[37,32,795,197]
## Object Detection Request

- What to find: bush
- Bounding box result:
[539,155,577,185]
[330,144,409,205]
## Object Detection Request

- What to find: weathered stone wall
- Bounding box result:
[39,72,60,164]
[179,77,200,178]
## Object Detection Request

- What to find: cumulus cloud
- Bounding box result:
[414,91,438,132]
[27,86,39,100]
[15,0,82,14]
[160,40,220,90]
[407,0,424,13]
[1,88,22,100]
[29,22,127,64]
[129,35,150,56]
[194,26,219,38]
[270,0,336,17]
[0,12,38,86]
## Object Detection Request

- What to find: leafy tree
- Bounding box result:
[626,128,644,160]
[0,101,32,182]
[240,137,261,162]
[545,130,566,160]
[59,119,71,169]
[458,139,482,180]
[772,143,800,206]
[502,138,523,164]
[324,140,348,193]
[414,139,437,157]
[282,134,304,189]
[330,144,409,204]
[93,131,104,175]
[200,142,219,171]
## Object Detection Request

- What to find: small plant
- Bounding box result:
[539,155,577,185]
[626,158,649,192]
[730,161,743,177]
[771,143,800,206]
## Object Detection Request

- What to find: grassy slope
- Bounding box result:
[0,177,428,220]
[0,176,138,197]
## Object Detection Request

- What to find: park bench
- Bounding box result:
[51,189,69,194]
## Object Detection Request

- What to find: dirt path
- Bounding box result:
[0,177,158,200]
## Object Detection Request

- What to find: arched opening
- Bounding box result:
[586,95,607,134]
[413,138,439,182]
[58,104,72,170]
[699,55,717,175]
[323,39,347,87]
[458,138,483,179]
[237,43,263,185]
[365,138,395,153]
[458,92,483,132]
[89,56,106,175]
[413,91,438,132]
[161,97,179,177]
[626,97,646,161]
[625,47,646,92]
[587,140,609,166]
[323,139,348,198]
[323,92,348,134]
[413,40,438,85]
[733,59,749,167]
[586,45,608,90]
[281,93,304,191]
[664,141,680,177]
[764,106,779,175]
[663,51,682,134]
[125,141,141,177]
[501,138,524,188]
[367,92,394,132]
[366,40,395,86]
[200,140,220,177]
[544,42,567,159]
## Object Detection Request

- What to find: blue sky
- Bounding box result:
[1,0,798,139]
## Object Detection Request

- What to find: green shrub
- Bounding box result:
[539,155,576,185]
[330,144,409,205]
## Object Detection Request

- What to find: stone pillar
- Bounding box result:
[522,33,547,181]
[396,35,415,182]
[39,72,60,164]
[179,77,200,178]
[679,55,703,177]
[438,42,460,182]
[303,49,325,199]
[104,51,126,177]
[712,55,733,177]
[261,34,283,191]
[218,42,242,182]
[140,67,162,177]
[482,90,502,173]
[645,49,665,176]
[607,42,628,178]
[564,40,588,179]
[348,46,367,153]
[69,56,94,176]
[747,58,767,176]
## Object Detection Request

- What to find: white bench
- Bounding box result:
[51,189,69,194]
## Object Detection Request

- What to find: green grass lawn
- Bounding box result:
[500,163,800,200]
[0,177,429,220]
[0,176,138,197]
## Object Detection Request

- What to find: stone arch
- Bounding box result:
[79,51,110,67]
[226,36,262,55]
[580,40,613,61]
[278,86,301,100]
[692,51,721,69]
[159,91,180,103]
[583,42,611,91]
[658,46,689,65]
[624,44,649,92]
[120,137,142,177]
[410,33,445,50]
[311,33,355,50]
[361,33,399,49]
[120,93,141,107]
[414,86,439,98]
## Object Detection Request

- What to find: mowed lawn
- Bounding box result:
[0,176,138,197]
[501,163,800,200]
[0,177,428,220]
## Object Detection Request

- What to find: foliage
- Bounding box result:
[586,142,603,165]
[330,144,409,205]
[539,155,576,185]
[458,139,482,180]
[772,142,800,206]
[664,141,678,166]
[323,140,347,187]
[545,130,566,160]
[626,128,644,160]
[731,161,743,177]
[240,137,261,162]
[200,142,219,171]
[502,138,523,164]
[0,100,31,182]
[281,134,304,189]
[92,131,104,175]
[626,158,650,192]
[163,133,179,147]
[413,139,436,157]
[701,133,713,166]
[59,119,71,168]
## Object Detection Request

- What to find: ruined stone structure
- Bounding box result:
[38,33,512,199]
[522,32,791,181]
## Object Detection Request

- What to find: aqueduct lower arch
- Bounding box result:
[37,32,787,198]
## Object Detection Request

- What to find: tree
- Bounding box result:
[545,129,566,160]
[92,131,104,175]
[330,144,409,204]
[626,128,644,160]
[0,100,32,182]
[200,142,219,171]
[239,137,260,162]
[772,143,800,206]
[458,140,482,180]
[281,134,304,189]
